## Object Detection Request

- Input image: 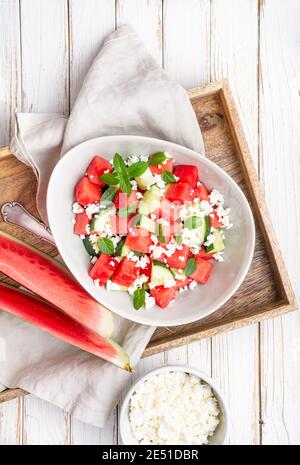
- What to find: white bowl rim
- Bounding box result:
[119,364,230,445]
[47,134,255,327]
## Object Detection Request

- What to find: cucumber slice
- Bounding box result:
[135,167,155,190]
[184,215,210,246]
[150,261,175,288]
[138,185,161,215]
[82,237,98,256]
[90,209,109,233]
[205,229,225,254]
[137,215,156,233]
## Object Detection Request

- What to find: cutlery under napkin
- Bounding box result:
[0,25,204,427]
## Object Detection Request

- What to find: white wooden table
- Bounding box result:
[0,0,299,445]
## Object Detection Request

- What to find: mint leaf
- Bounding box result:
[118,205,137,218]
[161,170,177,184]
[113,153,132,196]
[113,153,127,173]
[185,258,197,276]
[99,172,118,185]
[101,186,118,205]
[127,162,148,178]
[148,152,167,166]
[97,237,114,255]
[133,288,146,310]
[118,176,132,196]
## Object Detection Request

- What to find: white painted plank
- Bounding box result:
[69,0,115,107]
[0,0,22,446]
[23,396,69,445]
[20,0,69,114]
[259,0,300,445]
[0,399,22,445]
[116,0,162,65]
[187,340,212,376]
[19,0,71,445]
[210,0,260,445]
[0,0,21,146]
[68,0,116,444]
[163,0,210,88]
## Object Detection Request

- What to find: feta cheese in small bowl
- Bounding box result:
[120,365,229,445]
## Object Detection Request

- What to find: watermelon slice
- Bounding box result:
[87,156,113,187]
[125,228,153,254]
[0,231,113,337]
[114,190,140,209]
[75,177,102,206]
[165,245,189,269]
[0,283,132,372]
[209,210,222,228]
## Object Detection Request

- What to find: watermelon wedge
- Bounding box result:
[0,231,113,337]
[0,283,132,372]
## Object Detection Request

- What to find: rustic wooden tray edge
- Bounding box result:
[0,80,297,404]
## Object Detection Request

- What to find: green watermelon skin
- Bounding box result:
[0,231,113,338]
[0,283,131,371]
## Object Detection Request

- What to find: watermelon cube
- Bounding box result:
[174,165,199,188]
[166,182,193,204]
[111,258,140,287]
[75,177,102,206]
[165,245,189,269]
[150,286,176,308]
[149,158,173,175]
[74,211,90,236]
[89,254,119,286]
[125,228,153,254]
[193,183,210,201]
[87,156,113,187]
[189,257,213,284]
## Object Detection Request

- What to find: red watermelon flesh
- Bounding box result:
[0,283,131,372]
[74,211,90,236]
[0,231,113,337]
[87,156,113,187]
[75,177,102,206]
[174,165,199,188]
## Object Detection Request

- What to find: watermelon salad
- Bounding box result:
[73,152,232,310]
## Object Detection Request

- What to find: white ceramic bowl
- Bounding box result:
[119,365,230,445]
[47,135,255,327]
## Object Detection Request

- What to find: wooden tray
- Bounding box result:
[0,80,297,404]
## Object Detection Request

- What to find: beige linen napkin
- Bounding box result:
[0,25,204,427]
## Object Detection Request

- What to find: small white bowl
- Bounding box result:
[119,365,230,445]
[47,135,255,327]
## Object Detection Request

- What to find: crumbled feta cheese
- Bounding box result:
[136,192,143,199]
[139,155,149,162]
[178,256,185,262]
[106,280,124,291]
[103,169,110,174]
[189,280,198,290]
[128,274,149,295]
[153,174,166,190]
[109,260,116,267]
[213,252,224,262]
[85,203,100,219]
[179,286,188,293]
[131,180,138,190]
[85,224,91,234]
[204,233,216,247]
[91,256,98,264]
[215,205,232,229]
[145,294,155,309]
[150,214,157,221]
[209,189,224,207]
[129,371,220,445]
[93,279,100,287]
[72,202,84,214]
[79,234,85,239]
[164,279,175,289]
[127,155,139,166]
